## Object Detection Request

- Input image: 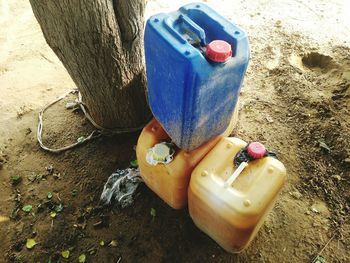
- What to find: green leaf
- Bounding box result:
[10,175,22,186]
[27,172,39,182]
[130,159,138,168]
[78,254,86,263]
[99,240,105,247]
[54,203,63,213]
[14,254,22,262]
[313,255,326,263]
[71,189,78,197]
[22,205,32,213]
[50,211,57,218]
[47,192,53,199]
[61,250,70,259]
[26,238,37,249]
[77,136,85,143]
[150,208,156,218]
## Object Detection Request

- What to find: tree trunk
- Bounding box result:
[29,0,151,129]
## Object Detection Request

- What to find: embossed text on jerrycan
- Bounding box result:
[144,3,249,150]
[136,112,237,209]
[188,137,286,252]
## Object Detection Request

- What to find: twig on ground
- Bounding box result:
[56,193,62,202]
[311,233,336,262]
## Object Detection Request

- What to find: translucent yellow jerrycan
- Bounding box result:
[136,114,237,209]
[188,137,286,252]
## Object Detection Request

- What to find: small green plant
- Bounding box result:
[22,205,32,213]
[54,203,64,213]
[14,254,22,262]
[130,159,138,168]
[77,136,85,143]
[47,192,53,199]
[71,189,78,197]
[50,211,57,218]
[150,208,156,220]
[26,239,37,249]
[61,250,70,259]
[10,175,22,186]
[79,254,86,263]
[313,255,326,263]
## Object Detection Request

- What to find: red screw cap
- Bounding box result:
[206,40,232,62]
[247,142,267,159]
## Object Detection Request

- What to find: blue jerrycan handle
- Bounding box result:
[178,15,207,45]
[163,14,207,46]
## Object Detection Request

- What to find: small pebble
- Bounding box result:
[311,207,319,213]
[109,240,118,247]
[266,116,274,123]
[93,221,103,228]
[289,190,302,199]
[332,175,341,181]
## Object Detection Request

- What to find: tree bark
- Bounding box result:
[29,0,151,129]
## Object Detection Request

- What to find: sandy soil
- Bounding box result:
[0,0,349,262]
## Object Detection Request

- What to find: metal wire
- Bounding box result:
[37,89,146,153]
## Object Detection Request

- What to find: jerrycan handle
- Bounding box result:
[224,162,248,188]
[178,15,207,46]
[163,15,207,46]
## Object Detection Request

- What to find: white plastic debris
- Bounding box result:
[146,142,175,165]
[100,168,143,208]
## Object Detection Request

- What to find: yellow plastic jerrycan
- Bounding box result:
[136,114,237,210]
[188,137,286,253]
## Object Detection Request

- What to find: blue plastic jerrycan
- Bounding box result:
[144,3,249,151]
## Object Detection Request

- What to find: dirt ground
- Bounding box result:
[0,0,349,262]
